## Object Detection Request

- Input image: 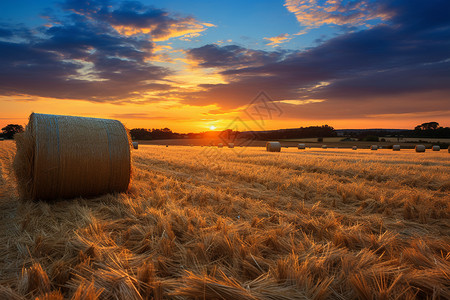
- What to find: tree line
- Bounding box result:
[2,121,449,140]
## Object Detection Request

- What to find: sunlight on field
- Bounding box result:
[0,141,449,299]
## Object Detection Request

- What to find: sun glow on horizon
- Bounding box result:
[209,125,216,130]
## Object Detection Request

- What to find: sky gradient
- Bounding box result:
[1,0,449,132]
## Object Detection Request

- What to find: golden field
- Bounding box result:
[0,140,449,299]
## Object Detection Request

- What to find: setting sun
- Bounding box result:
[209,125,216,130]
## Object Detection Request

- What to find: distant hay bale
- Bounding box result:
[228,143,234,148]
[297,143,306,149]
[14,113,131,201]
[166,145,169,147]
[0,137,4,141]
[432,145,440,151]
[352,146,357,150]
[448,146,450,153]
[393,145,401,151]
[132,142,138,149]
[370,145,378,150]
[322,145,327,149]
[415,145,425,152]
[266,142,281,152]
[218,143,223,148]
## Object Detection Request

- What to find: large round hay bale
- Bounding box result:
[132,142,138,149]
[432,145,440,151]
[14,113,131,200]
[266,142,281,152]
[297,143,306,150]
[415,145,425,152]
[352,146,357,150]
[228,143,234,148]
[392,145,401,151]
[218,143,223,148]
[370,145,378,150]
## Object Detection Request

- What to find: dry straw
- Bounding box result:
[266,142,281,152]
[415,145,425,152]
[14,113,131,201]
[432,145,440,151]
[370,145,378,150]
[393,145,401,151]
[132,142,138,149]
[297,143,306,150]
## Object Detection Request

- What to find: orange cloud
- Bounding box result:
[263,33,292,46]
[284,0,390,29]
[112,20,214,42]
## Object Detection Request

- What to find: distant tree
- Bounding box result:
[1,124,24,139]
[415,122,439,131]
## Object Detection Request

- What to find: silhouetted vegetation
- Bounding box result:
[247,125,336,140]
[1,124,24,139]
[130,128,183,140]
[128,122,449,141]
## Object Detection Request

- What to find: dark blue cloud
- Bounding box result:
[61,0,200,40]
[183,0,450,118]
[0,0,184,102]
[187,44,287,68]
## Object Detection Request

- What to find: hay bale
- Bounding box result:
[218,143,223,148]
[352,146,357,150]
[415,145,425,152]
[0,137,4,141]
[297,144,306,149]
[322,145,327,149]
[14,113,131,200]
[228,143,234,148]
[393,145,401,151]
[370,145,378,150]
[448,146,450,153]
[432,145,440,151]
[266,142,281,152]
[132,142,138,149]
[166,145,169,147]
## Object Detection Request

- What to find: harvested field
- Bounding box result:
[1,140,449,299]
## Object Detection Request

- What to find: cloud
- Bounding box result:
[263,33,292,46]
[63,0,213,41]
[186,44,287,68]
[284,0,389,30]
[0,0,216,103]
[179,0,450,120]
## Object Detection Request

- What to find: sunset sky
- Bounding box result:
[1,0,449,132]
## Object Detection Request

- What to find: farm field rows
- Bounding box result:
[0,141,449,299]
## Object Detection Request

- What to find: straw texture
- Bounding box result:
[393,145,401,151]
[415,145,425,152]
[132,142,138,149]
[14,113,131,201]
[266,142,281,152]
